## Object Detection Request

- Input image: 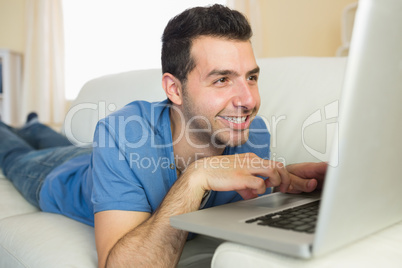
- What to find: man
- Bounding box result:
[0,4,326,267]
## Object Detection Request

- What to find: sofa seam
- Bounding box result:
[0,211,40,223]
[0,243,30,268]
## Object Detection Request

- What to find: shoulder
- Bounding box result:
[250,115,268,130]
[247,116,270,157]
[248,115,270,141]
[94,99,170,143]
[105,100,159,121]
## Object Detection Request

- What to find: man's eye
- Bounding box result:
[215,77,228,84]
[248,75,258,81]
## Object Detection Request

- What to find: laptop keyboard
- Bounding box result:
[245,200,320,234]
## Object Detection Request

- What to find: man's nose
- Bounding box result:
[232,80,257,110]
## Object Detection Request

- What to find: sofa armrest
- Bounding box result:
[211,221,402,267]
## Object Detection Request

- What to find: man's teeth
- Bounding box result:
[223,116,247,123]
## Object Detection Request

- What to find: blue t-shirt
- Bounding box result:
[39,100,271,226]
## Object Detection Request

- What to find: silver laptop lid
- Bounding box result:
[313,0,402,256]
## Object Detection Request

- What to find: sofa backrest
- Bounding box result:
[63,69,165,146]
[257,57,346,164]
[64,57,347,164]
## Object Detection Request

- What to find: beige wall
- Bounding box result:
[0,0,25,54]
[259,0,357,57]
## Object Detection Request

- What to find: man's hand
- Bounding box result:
[279,162,328,194]
[190,153,292,200]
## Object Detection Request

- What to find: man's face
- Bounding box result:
[180,36,261,148]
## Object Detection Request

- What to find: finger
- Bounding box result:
[255,160,284,186]
[241,156,291,192]
[243,176,267,195]
[236,176,267,200]
[287,162,327,180]
[261,162,290,193]
[266,169,281,187]
[288,173,318,193]
[219,174,266,197]
[265,178,275,188]
[237,189,258,200]
[276,162,291,193]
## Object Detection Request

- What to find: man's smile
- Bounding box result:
[217,115,253,130]
[221,116,247,124]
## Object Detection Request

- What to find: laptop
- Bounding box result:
[170,0,402,258]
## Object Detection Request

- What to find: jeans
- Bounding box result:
[0,121,92,208]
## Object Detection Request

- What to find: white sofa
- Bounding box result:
[2,57,400,267]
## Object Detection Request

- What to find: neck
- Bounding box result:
[169,107,224,173]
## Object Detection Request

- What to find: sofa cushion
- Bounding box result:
[0,212,97,268]
[0,210,224,268]
[0,173,39,220]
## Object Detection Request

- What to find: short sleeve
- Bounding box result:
[91,118,151,214]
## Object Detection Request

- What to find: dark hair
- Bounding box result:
[161,4,252,86]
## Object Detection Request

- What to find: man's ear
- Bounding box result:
[162,73,183,105]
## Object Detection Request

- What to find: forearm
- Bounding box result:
[106,171,205,267]
[104,153,286,267]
